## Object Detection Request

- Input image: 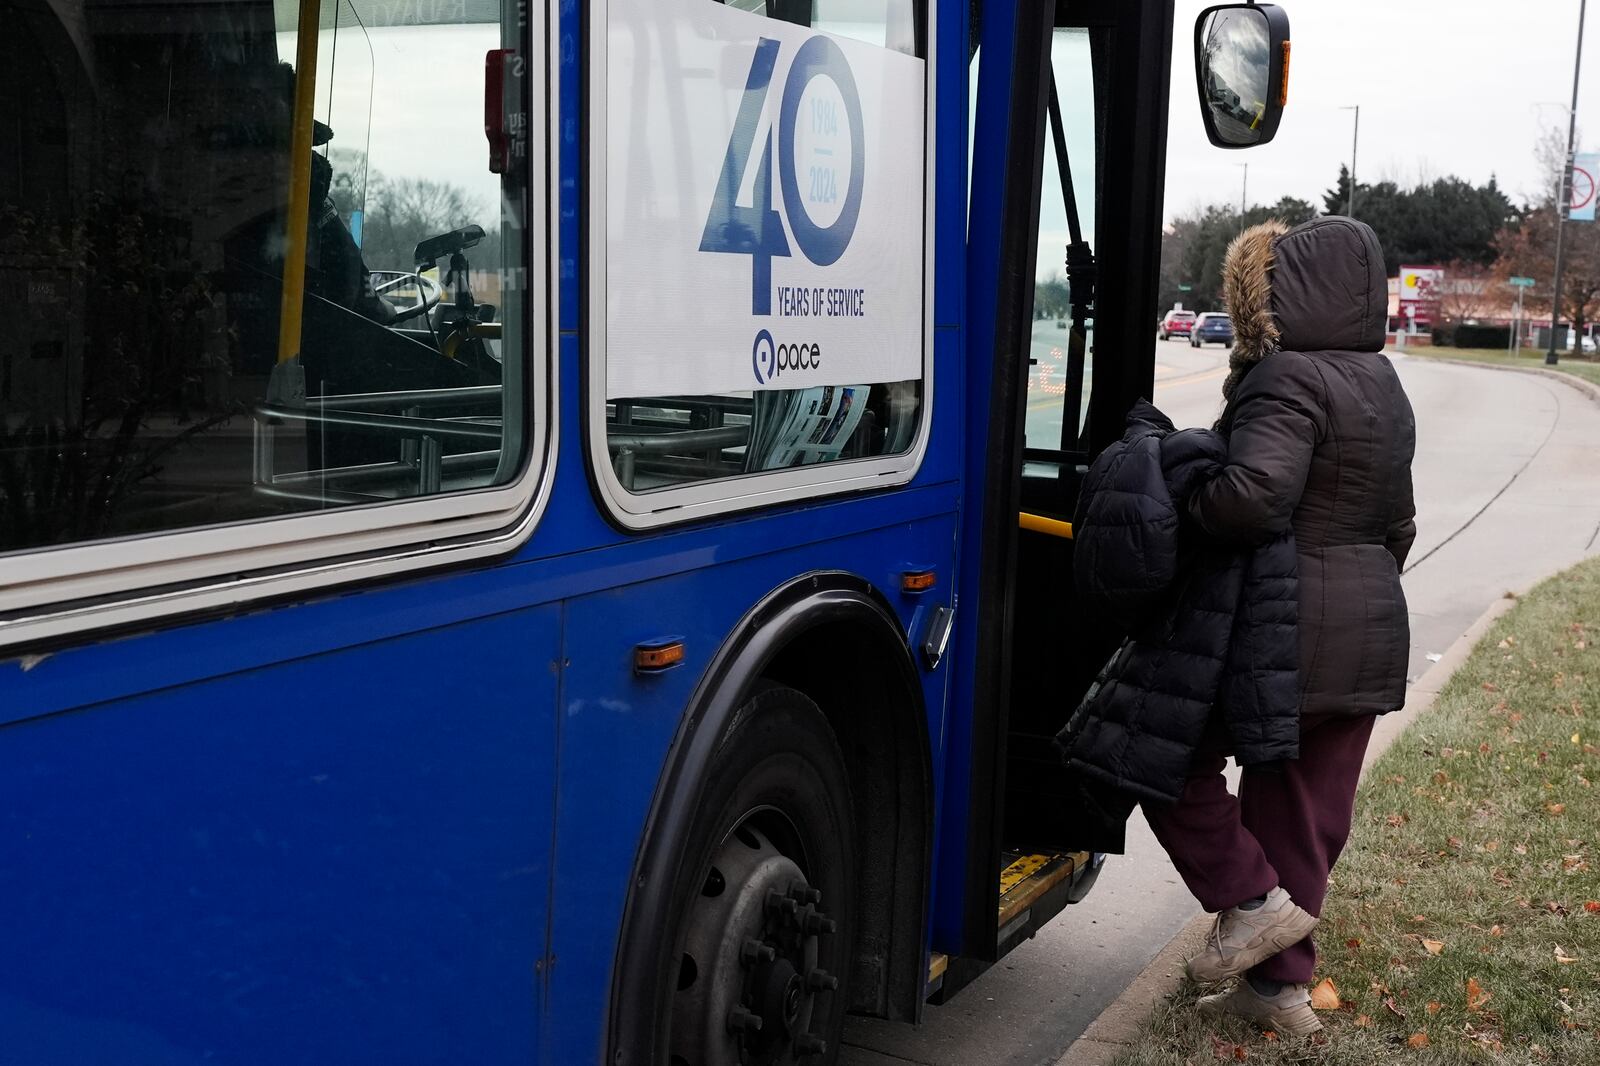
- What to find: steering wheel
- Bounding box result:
[370,270,443,324]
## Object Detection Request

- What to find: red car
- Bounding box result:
[1158,310,1196,340]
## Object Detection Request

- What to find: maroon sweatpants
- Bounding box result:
[1142,714,1377,984]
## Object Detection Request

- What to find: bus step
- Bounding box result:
[996,851,1091,950]
[924,851,1097,1001]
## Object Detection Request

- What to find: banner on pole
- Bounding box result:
[1572,153,1599,221]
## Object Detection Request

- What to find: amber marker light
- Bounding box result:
[901,569,938,594]
[1280,41,1292,107]
[634,639,686,674]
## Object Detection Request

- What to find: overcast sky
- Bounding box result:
[1165,0,1595,221]
[295,2,1600,265]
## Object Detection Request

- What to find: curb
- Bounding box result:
[1052,592,1520,1066]
[1403,352,1600,408]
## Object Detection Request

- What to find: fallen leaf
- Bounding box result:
[1547,900,1569,916]
[1482,682,1499,692]
[1422,938,1445,955]
[1384,996,1408,1019]
[1309,978,1340,1010]
[1479,742,1493,755]
[1209,1034,1244,1061]
[1555,945,1578,964]
[1353,1014,1373,1028]
[1387,813,1409,827]
[1485,840,1501,852]
[1262,1031,1277,1042]
[1584,901,1600,913]
[1548,803,1567,815]
[1345,937,1362,950]
[1408,1032,1431,1048]
[1490,924,1504,936]
[1426,1001,1442,1014]
[1467,977,1491,1012]
[1447,836,1463,849]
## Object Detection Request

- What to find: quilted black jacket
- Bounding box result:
[1056,402,1301,807]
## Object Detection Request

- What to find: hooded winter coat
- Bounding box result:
[1195,216,1417,717]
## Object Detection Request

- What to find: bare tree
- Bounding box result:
[1434,261,1496,325]
[1493,205,1600,345]
[361,176,483,271]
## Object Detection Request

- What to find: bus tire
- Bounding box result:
[665,683,856,1066]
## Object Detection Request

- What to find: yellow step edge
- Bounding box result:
[997,851,1090,928]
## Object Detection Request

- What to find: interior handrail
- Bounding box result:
[1018,512,1074,539]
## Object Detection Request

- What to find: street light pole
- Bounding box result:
[1341,105,1360,217]
[1237,162,1249,233]
[1548,0,1589,366]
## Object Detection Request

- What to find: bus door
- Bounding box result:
[1002,0,1168,866]
[950,0,1292,977]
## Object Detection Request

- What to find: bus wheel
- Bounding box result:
[667,685,855,1066]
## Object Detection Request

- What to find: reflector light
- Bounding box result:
[634,640,686,673]
[901,570,937,593]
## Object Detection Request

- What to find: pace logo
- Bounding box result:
[700,35,866,317]
[751,328,823,385]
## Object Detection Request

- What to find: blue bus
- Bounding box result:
[0,0,1287,1061]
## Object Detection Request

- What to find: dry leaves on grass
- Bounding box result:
[1308,978,1340,1011]
[1467,977,1492,1012]
[1422,938,1445,956]
[1555,945,1579,964]
[1407,1032,1431,1048]
[1209,1034,1248,1061]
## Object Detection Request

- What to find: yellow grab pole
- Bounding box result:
[1018,512,1074,540]
[276,0,322,367]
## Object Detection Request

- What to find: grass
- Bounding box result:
[1412,347,1600,390]
[1108,558,1600,1065]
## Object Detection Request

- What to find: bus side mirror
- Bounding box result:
[1194,4,1291,149]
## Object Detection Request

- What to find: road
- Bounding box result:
[841,340,1600,1066]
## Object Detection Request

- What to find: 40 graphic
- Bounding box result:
[699,35,866,315]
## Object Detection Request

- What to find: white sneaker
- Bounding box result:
[1197,980,1323,1036]
[1185,887,1318,984]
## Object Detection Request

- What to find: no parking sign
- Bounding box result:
[1572,153,1599,221]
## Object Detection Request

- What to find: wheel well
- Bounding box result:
[761,618,931,1023]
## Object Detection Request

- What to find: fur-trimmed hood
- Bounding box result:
[1221,216,1388,400]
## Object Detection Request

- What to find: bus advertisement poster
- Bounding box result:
[601,0,927,398]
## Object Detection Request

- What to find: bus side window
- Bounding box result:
[0,0,535,554]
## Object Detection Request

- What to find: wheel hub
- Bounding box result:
[670,824,839,1066]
